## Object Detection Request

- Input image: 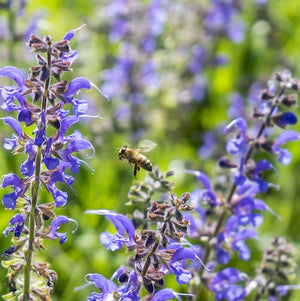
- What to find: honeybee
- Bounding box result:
[118,139,157,177]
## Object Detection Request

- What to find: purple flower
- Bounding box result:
[86,273,117,301]
[0,66,26,111]
[85,210,135,251]
[224,117,248,154]
[1,173,26,209]
[48,171,68,207]
[185,170,217,206]
[3,213,26,238]
[272,112,297,128]
[152,288,176,301]
[49,215,77,245]
[42,137,59,170]
[63,77,91,116]
[34,110,46,146]
[210,268,246,301]
[168,247,197,284]
[215,216,257,264]
[198,131,217,159]
[233,197,266,227]
[86,269,139,301]
[250,159,274,192]
[20,143,36,176]
[271,130,300,164]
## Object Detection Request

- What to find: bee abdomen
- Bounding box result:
[141,157,152,171]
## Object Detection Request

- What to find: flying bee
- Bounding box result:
[118,139,157,177]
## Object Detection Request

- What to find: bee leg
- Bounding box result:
[134,163,138,178]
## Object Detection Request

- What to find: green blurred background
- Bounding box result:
[0,0,300,300]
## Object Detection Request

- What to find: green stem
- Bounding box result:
[23,42,52,301]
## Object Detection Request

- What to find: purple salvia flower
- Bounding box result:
[1,173,26,209]
[0,66,26,111]
[224,117,248,154]
[42,137,59,170]
[49,215,77,245]
[210,268,246,301]
[48,171,68,207]
[86,273,117,301]
[271,130,300,164]
[34,110,46,146]
[20,143,36,176]
[85,210,135,251]
[18,108,35,126]
[3,213,26,238]
[185,170,217,206]
[215,216,257,264]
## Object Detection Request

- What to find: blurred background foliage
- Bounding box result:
[0,0,300,300]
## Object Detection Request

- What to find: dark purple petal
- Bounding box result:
[43,157,59,170]
[18,109,34,126]
[2,192,18,209]
[0,66,25,87]
[273,112,297,128]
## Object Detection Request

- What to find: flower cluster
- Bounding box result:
[0,26,100,300]
[184,70,300,299]
[85,190,199,299]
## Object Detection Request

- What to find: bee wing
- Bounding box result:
[137,139,157,153]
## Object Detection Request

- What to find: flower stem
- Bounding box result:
[23,41,52,301]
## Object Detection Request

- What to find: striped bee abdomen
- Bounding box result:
[140,156,152,171]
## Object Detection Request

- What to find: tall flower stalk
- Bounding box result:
[0,26,99,300]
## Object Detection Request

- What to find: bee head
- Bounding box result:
[118,146,127,160]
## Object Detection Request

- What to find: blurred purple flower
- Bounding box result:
[210,268,246,301]
[224,117,248,154]
[271,130,300,164]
